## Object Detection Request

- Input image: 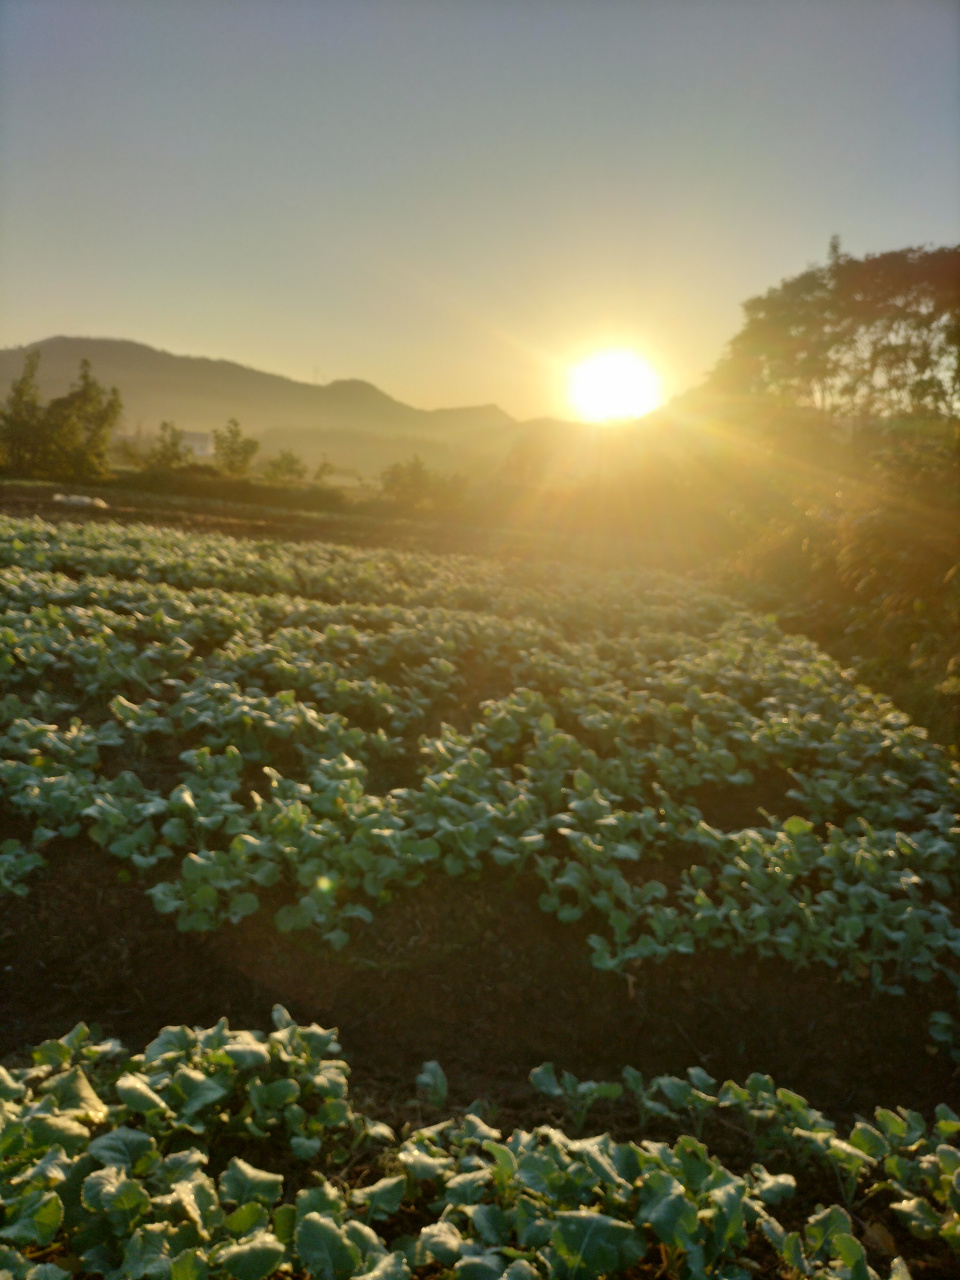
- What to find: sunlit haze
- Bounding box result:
[0,0,957,419]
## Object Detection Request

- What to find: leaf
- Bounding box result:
[249,1078,300,1111]
[528,1063,562,1098]
[0,1245,30,1280]
[225,1203,271,1238]
[296,1183,346,1225]
[350,1176,405,1221]
[549,1211,642,1279]
[221,1036,271,1072]
[398,1148,454,1181]
[25,1114,90,1156]
[115,1073,174,1116]
[218,1159,284,1207]
[453,1253,506,1280]
[294,1213,362,1280]
[636,1171,697,1247]
[170,1248,209,1280]
[362,1254,410,1280]
[228,892,260,923]
[216,1230,285,1280]
[0,1191,64,1246]
[120,1223,172,1280]
[749,1164,796,1205]
[413,1221,463,1267]
[168,1067,229,1119]
[415,1061,447,1109]
[890,1197,942,1240]
[88,1126,156,1170]
[38,1066,108,1122]
[783,816,814,837]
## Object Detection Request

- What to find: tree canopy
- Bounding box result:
[710,240,960,419]
[0,353,122,481]
[213,417,259,477]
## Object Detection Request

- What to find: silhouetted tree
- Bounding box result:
[213,417,259,477]
[262,449,308,484]
[146,421,194,470]
[711,241,960,419]
[380,455,467,513]
[0,353,121,480]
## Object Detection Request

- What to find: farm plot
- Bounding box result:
[1,515,958,993]
[2,515,960,1280]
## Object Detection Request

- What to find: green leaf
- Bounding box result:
[88,1126,156,1170]
[120,1223,172,1280]
[26,1265,71,1280]
[413,1222,463,1267]
[398,1148,454,1181]
[25,1114,90,1156]
[221,1036,271,1072]
[216,1231,285,1280]
[290,1136,323,1160]
[362,1254,410,1280]
[115,1073,173,1116]
[351,1176,405,1221]
[295,1213,362,1280]
[0,1191,64,1247]
[415,1061,447,1109]
[636,1171,697,1247]
[890,1197,942,1239]
[549,1212,641,1280]
[39,1066,108,1122]
[218,1159,283,1208]
[528,1063,562,1098]
[170,1248,209,1280]
[225,1203,270,1238]
[228,893,259,923]
[848,1122,889,1159]
[783,816,814,837]
[249,1078,299,1111]
[271,1205,297,1247]
[296,1183,346,1225]
[453,1254,506,1280]
[0,1244,30,1280]
[168,1067,229,1119]
[749,1164,796,1205]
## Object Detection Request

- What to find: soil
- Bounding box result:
[3,841,957,1136]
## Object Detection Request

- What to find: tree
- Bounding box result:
[44,359,122,481]
[262,449,308,484]
[710,241,960,419]
[146,421,194,470]
[0,353,121,480]
[213,417,259,477]
[0,352,44,475]
[380,455,467,513]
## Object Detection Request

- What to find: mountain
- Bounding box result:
[0,337,519,476]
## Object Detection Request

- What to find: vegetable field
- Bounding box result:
[2,514,959,1280]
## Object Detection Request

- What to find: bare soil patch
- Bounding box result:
[2,843,956,1135]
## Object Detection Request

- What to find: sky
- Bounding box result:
[0,0,958,421]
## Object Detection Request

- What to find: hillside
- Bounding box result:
[0,336,520,476]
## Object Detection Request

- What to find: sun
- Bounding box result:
[568,349,663,422]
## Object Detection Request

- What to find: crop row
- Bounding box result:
[1,1009,957,1280]
[0,518,958,994]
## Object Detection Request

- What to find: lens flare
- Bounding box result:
[568,349,662,422]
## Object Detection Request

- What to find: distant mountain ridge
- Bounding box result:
[0,336,520,475]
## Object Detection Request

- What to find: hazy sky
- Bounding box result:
[1,0,958,419]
